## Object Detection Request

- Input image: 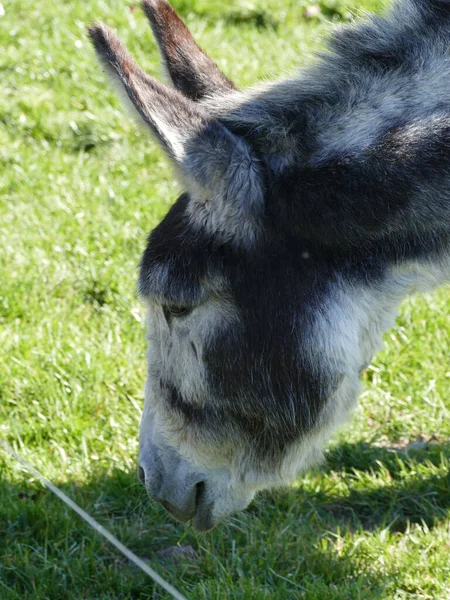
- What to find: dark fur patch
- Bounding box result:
[93,0,450,472]
[139,194,213,304]
[269,113,450,260]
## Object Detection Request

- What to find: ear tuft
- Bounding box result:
[184,123,265,246]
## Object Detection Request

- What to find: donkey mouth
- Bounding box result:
[159,499,193,523]
[192,481,215,531]
[159,481,215,531]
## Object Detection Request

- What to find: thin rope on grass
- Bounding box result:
[0,439,188,600]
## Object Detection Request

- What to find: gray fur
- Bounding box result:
[89,0,450,531]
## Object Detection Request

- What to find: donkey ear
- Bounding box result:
[88,23,206,162]
[142,0,235,100]
[88,24,264,245]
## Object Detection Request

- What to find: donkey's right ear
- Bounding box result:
[142,0,235,101]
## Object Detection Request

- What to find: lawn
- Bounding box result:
[1,0,450,598]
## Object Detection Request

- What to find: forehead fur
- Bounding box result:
[139,193,248,304]
[138,186,393,307]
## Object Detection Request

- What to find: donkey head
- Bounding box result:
[89,0,409,530]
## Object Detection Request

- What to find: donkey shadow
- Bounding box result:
[1,439,449,598]
[261,438,450,533]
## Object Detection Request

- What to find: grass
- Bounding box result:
[1,0,450,598]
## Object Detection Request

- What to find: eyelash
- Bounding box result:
[162,304,191,321]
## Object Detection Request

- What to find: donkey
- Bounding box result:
[89,0,450,530]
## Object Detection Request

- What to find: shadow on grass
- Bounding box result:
[1,439,449,598]
[270,438,450,533]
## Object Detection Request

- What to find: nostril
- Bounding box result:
[195,480,206,507]
[138,466,146,486]
[193,481,214,531]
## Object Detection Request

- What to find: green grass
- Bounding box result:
[1,0,450,598]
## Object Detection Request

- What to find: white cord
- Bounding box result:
[0,439,188,600]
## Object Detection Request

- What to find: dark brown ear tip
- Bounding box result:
[141,0,173,22]
[140,1,153,21]
[87,23,109,51]
[87,22,125,63]
[141,0,166,14]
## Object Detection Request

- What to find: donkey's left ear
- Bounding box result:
[142,0,235,101]
[88,24,264,246]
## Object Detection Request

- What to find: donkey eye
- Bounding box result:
[168,305,189,316]
[163,304,190,318]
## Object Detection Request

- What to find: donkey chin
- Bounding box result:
[138,413,311,531]
[89,0,450,530]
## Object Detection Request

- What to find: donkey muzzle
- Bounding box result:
[138,443,214,530]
